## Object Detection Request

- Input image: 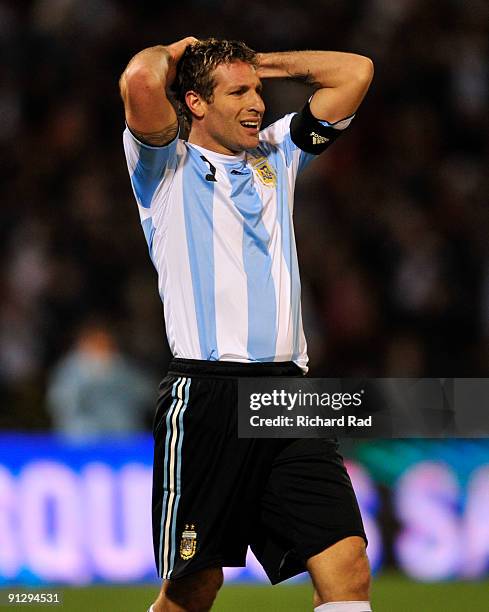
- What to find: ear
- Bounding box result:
[185,90,206,120]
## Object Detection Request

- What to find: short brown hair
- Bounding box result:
[172,38,257,125]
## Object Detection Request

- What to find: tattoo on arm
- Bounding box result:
[129,122,179,146]
[288,70,319,87]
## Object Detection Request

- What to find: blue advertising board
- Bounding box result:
[1,435,489,584]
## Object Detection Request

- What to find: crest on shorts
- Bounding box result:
[180,524,197,561]
[249,156,277,187]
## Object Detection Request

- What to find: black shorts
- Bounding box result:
[152,359,367,585]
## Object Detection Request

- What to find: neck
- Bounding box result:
[188,126,239,156]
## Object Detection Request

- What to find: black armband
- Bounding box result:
[290,100,354,155]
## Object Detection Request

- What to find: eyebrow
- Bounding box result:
[226,82,263,94]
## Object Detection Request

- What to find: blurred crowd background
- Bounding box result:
[1,0,488,432]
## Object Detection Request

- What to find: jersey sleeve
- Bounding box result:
[123,127,179,262]
[122,126,179,211]
[259,107,354,179]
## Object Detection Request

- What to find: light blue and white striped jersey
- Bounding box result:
[123,113,331,371]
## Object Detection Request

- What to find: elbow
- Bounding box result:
[120,49,170,97]
[119,72,128,100]
[122,64,163,94]
[355,55,374,85]
[119,65,163,106]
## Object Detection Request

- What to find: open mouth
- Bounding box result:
[240,120,260,133]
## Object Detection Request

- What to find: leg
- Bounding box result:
[307,536,371,606]
[152,373,252,591]
[152,567,224,612]
[252,439,369,591]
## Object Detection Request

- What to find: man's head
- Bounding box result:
[173,38,265,154]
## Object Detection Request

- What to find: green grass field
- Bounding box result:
[11,573,487,611]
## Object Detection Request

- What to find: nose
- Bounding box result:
[249,91,265,115]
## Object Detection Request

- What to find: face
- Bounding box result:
[188,61,265,155]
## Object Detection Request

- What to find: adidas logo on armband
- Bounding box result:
[310,131,330,145]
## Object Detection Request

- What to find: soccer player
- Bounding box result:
[120,37,374,612]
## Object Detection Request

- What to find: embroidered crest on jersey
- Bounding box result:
[180,524,197,560]
[249,156,277,187]
[310,131,330,146]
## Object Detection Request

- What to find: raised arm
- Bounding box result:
[119,37,197,146]
[256,51,373,123]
